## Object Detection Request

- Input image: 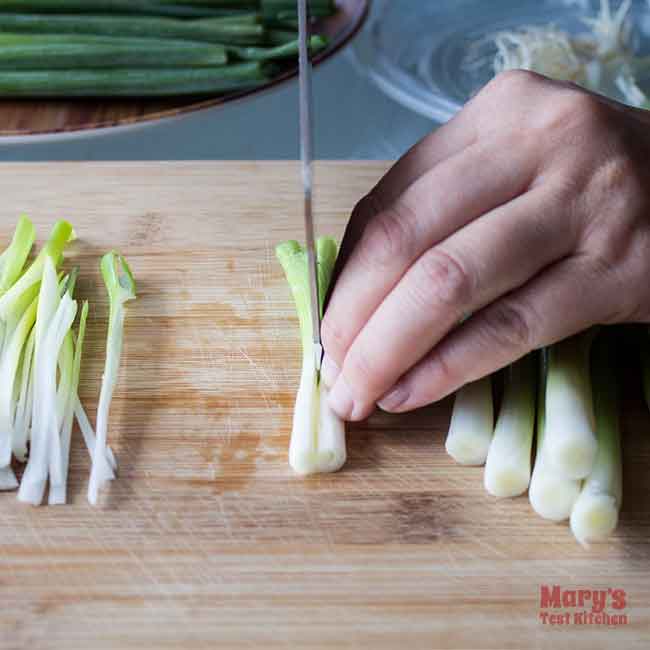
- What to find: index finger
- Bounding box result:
[325,109,479,310]
[321,132,538,387]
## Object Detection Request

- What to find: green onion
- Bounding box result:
[276,238,346,476]
[228,33,326,60]
[544,330,598,480]
[49,300,88,505]
[267,28,298,45]
[0,464,17,490]
[18,257,77,506]
[0,33,228,68]
[0,215,34,295]
[445,376,494,466]
[0,13,268,45]
[0,220,73,323]
[529,350,581,521]
[88,252,136,505]
[12,325,36,463]
[0,217,133,504]
[0,294,37,471]
[75,397,117,472]
[0,63,272,97]
[484,353,537,497]
[0,0,245,18]
[261,0,335,18]
[158,0,256,7]
[570,333,623,546]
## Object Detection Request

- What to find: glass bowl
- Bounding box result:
[351,0,650,123]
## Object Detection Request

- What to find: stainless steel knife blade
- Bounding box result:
[297,0,322,371]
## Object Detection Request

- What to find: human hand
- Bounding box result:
[320,70,650,421]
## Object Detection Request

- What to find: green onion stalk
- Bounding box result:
[544,330,598,480]
[529,349,582,521]
[276,238,345,476]
[445,375,494,466]
[570,332,623,546]
[484,353,537,497]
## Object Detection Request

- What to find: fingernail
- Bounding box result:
[327,375,355,420]
[377,384,410,413]
[320,354,340,388]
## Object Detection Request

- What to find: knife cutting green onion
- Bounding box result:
[276,239,346,476]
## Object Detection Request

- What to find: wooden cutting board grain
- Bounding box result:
[0,162,648,650]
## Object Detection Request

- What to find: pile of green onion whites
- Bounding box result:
[0,0,335,97]
[0,216,135,506]
[490,0,650,109]
[278,238,650,548]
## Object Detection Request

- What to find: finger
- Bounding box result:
[325,109,481,310]
[328,185,576,421]
[378,254,615,413]
[372,108,481,204]
[321,132,539,387]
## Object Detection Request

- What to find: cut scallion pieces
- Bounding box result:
[18,257,77,506]
[0,220,72,323]
[88,252,136,505]
[0,215,35,295]
[49,301,88,505]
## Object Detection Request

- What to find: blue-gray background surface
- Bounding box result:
[0,4,435,162]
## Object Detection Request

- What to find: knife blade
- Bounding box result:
[297,0,322,371]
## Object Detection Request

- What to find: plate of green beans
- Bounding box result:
[0,0,368,137]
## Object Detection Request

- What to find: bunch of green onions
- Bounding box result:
[0,216,135,505]
[447,329,629,547]
[278,238,638,548]
[0,0,336,97]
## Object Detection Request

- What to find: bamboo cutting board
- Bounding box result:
[0,162,648,650]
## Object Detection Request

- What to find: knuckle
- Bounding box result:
[484,69,543,97]
[584,248,636,323]
[569,92,609,129]
[427,349,463,395]
[357,199,418,270]
[345,193,383,240]
[345,344,381,393]
[550,89,609,134]
[479,300,536,352]
[352,192,384,225]
[592,154,647,204]
[411,248,474,311]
